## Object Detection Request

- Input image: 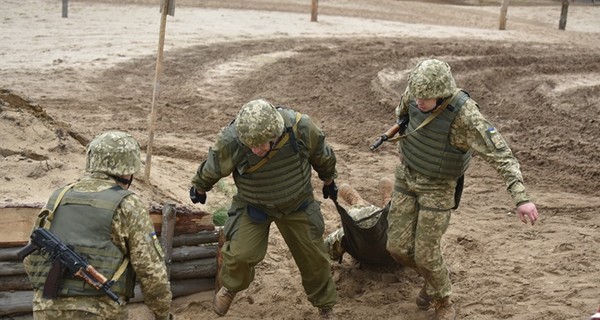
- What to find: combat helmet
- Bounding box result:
[235,99,285,148]
[85,131,141,176]
[408,59,457,99]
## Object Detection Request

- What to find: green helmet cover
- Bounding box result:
[408,59,457,99]
[85,131,141,176]
[235,99,285,148]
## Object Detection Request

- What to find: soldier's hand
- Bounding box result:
[322,180,338,201]
[516,202,539,225]
[189,186,207,204]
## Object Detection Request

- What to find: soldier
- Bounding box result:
[23,131,172,320]
[324,177,396,265]
[189,99,338,319]
[386,59,539,320]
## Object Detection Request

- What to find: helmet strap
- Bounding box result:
[110,174,134,189]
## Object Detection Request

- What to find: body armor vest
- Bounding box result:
[27,185,136,298]
[234,109,312,213]
[401,90,473,180]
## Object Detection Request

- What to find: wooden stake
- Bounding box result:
[558,0,569,31]
[499,0,509,30]
[144,0,170,182]
[311,0,318,22]
[160,203,176,276]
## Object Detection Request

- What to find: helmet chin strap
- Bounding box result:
[109,174,134,189]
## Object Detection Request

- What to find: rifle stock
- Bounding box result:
[370,115,409,151]
[18,227,122,304]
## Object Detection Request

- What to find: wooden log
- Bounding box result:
[0,247,21,261]
[0,278,216,317]
[172,230,219,247]
[129,277,214,303]
[169,257,217,280]
[1,203,217,247]
[0,274,32,291]
[0,261,26,276]
[0,290,32,317]
[160,203,176,276]
[148,204,214,236]
[171,244,217,262]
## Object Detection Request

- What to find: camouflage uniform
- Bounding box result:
[191,99,338,309]
[23,131,172,320]
[324,204,380,261]
[386,59,532,301]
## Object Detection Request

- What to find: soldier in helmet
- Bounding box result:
[189,99,339,319]
[385,59,539,320]
[23,131,172,320]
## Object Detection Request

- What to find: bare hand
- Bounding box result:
[516,202,539,225]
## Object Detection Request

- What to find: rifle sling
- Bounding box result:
[390,90,459,142]
[43,183,76,230]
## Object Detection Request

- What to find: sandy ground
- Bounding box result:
[1,0,600,319]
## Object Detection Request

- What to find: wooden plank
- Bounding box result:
[0,207,40,248]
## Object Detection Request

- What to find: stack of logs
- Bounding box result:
[0,202,221,318]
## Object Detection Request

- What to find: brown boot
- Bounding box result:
[213,286,237,316]
[415,285,433,310]
[378,177,394,205]
[338,183,369,206]
[318,307,337,320]
[434,296,456,320]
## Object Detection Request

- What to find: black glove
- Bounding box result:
[189,186,206,204]
[322,180,338,201]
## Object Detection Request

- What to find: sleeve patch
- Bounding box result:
[486,127,507,150]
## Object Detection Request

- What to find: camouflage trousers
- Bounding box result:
[31,290,127,320]
[386,163,456,299]
[324,204,380,261]
[221,198,337,308]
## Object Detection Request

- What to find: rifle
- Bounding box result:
[370,115,409,151]
[17,227,122,304]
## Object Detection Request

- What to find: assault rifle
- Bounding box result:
[17,227,122,304]
[370,115,409,151]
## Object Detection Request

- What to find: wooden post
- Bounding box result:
[311,0,318,22]
[499,0,509,30]
[62,0,68,18]
[144,0,171,182]
[160,203,176,276]
[215,228,224,292]
[559,0,569,31]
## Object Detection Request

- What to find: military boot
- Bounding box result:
[415,285,433,310]
[338,183,369,206]
[213,286,237,316]
[434,296,456,320]
[318,307,337,320]
[378,177,394,205]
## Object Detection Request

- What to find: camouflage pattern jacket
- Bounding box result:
[396,88,530,206]
[24,173,172,320]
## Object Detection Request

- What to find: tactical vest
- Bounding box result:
[401,90,473,180]
[27,185,136,298]
[234,108,312,213]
